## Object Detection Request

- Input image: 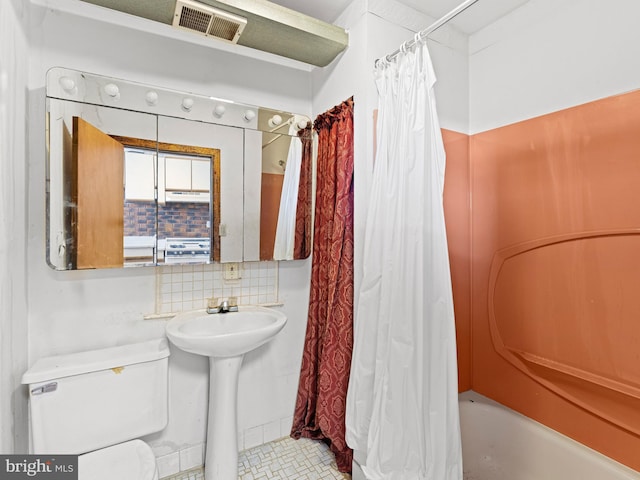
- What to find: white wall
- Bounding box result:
[312,0,469,318]
[365,0,469,133]
[23,0,314,470]
[469,0,640,133]
[0,0,30,455]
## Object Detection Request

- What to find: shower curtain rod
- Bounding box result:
[376,0,480,65]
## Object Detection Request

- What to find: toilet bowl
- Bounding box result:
[22,339,170,480]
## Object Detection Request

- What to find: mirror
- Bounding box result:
[247,109,313,262]
[46,68,313,270]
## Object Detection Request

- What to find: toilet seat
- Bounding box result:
[78,439,158,480]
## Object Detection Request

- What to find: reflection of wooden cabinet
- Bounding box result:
[72,117,124,269]
[165,157,210,192]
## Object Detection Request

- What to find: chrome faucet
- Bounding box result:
[206,297,238,314]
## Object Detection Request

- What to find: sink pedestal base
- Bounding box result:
[205,355,243,480]
[165,306,287,479]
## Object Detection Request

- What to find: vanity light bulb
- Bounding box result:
[104,83,120,98]
[145,91,159,106]
[59,76,76,93]
[214,104,226,117]
[244,109,256,122]
[182,97,194,111]
[268,114,283,128]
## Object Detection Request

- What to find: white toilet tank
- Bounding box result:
[22,338,170,454]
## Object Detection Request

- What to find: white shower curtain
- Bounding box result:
[273,120,303,260]
[345,43,462,480]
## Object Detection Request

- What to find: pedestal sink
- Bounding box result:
[166,306,287,480]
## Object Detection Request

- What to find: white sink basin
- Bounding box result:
[166,305,287,479]
[166,305,287,357]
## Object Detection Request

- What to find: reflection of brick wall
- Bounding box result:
[159,203,209,238]
[124,201,210,238]
[125,201,155,236]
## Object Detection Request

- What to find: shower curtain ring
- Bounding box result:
[414,31,423,45]
[375,55,388,70]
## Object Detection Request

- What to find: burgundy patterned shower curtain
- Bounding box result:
[293,125,313,259]
[291,97,354,473]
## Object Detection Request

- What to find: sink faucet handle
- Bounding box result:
[207,297,218,309]
[228,296,238,307]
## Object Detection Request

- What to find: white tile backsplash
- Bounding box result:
[243,425,265,450]
[179,444,204,471]
[263,420,281,444]
[157,452,181,478]
[280,416,293,437]
[235,416,296,451]
[155,262,279,314]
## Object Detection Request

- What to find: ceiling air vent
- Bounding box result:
[173,0,247,44]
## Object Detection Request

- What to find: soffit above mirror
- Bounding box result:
[78,0,348,67]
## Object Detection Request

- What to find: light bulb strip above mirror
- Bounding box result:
[48,68,310,131]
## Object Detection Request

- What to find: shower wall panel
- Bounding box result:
[260,173,284,260]
[470,89,640,471]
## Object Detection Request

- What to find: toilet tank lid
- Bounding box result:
[21,338,170,385]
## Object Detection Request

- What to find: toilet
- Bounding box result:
[21,338,170,480]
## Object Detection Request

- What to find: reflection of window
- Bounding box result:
[113,135,222,262]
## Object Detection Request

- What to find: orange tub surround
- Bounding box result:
[441,89,640,472]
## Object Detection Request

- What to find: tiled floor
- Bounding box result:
[164,437,351,480]
[165,468,204,480]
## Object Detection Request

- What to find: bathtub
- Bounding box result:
[352,391,640,479]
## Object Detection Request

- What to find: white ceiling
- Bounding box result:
[269,0,531,34]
